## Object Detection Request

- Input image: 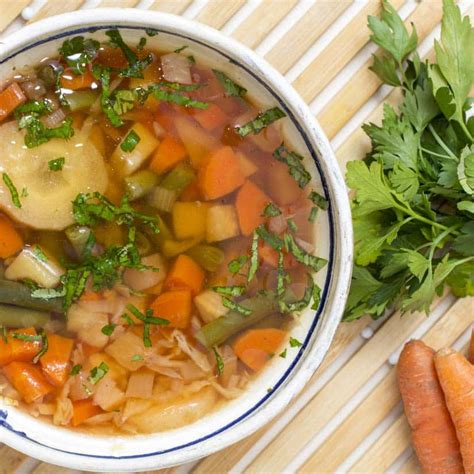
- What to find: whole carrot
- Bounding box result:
[397,340,463,473]
[435,348,474,473]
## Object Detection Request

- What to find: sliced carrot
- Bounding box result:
[3,362,54,403]
[40,334,74,387]
[235,180,271,236]
[164,254,205,296]
[180,181,201,201]
[0,328,42,366]
[71,399,103,427]
[193,104,228,131]
[0,215,23,258]
[0,82,26,122]
[149,136,187,175]
[60,68,96,90]
[198,146,245,200]
[233,328,286,372]
[150,289,192,329]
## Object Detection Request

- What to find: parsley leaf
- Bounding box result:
[212,69,247,97]
[236,107,285,136]
[212,286,246,297]
[121,129,141,152]
[48,157,65,171]
[213,347,224,376]
[2,173,21,208]
[58,36,99,75]
[262,202,281,217]
[88,362,109,385]
[273,145,311,188]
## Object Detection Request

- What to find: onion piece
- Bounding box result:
[268,214,287,234]
[161,53,192,85]
[41,108,66,128]
[21,80,46,100]
[172,330,211,373]
[295,237,314,254]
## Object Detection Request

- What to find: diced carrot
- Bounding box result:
[150,289,192,329]
[0,83,26,122]
[3,362,54,403]
[164,254,205,296]
[0,328,42,367]
[265,161,302,206]
[180,181,201,201]
[71,399,103,427]
[80,291,102,302]
[198,146,245,200]
[149,136,187,175]
[235,180,271,236]
[40,334,74,387]
[193,104,228,131]
[233,328,286,372]
[60,68,96,90]
[259,241,297,270]
[0,215,23,258]
[81,343,101,359]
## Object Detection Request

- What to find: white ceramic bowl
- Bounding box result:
[0,9,353,472]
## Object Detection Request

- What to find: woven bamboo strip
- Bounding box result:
[243,302,439,473]
[352,415,412,473]
[29,0,85,22]
[98,0,140,7]
[0,445,37,473]
[293,0,405,103]
[301,296,473,473]
[317,0,445,139]
[264,0,352,74]
[231,0,298,49]
[31,462,69,473]
[192,316,370,474]
[194,0,246,30]
[398,454,421,473]
[149,0,193,15]
[0,0,30,33]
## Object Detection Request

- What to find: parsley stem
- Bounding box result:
[420,146,452,160]
[427,223,463,262]
[392,199,448,232]
[458,120,474,144]
[427,125,458,161]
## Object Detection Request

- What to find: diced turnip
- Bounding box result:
[126,369,155,399]
[194,290,228,323]
[67,304,109,348]
[105,331,146,371]
[206,204,240,242]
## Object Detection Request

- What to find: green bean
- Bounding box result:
[66,90,99,112]
[0,280,64,313]
[160,163,195,194]
[125,170,159,201]
[195,294,277,348]
[66,225,93,257]
[186,245,224,272]
[0,303,51,328]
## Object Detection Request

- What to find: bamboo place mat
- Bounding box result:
[0,0,473,473]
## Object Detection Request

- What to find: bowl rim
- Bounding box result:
[0,8,353,472]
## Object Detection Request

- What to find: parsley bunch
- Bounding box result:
[344,0,473,321]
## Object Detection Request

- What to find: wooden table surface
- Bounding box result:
[0,0,473,472]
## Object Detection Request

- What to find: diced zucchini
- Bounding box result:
[206,204,240,242]
[147,186,177,213]
[111,123,160,176]
[4,245,64,288]
[194,290,228,323]
[172,201,208,240]
[125,170,160,201]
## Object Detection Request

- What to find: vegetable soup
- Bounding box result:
[0,30,328,434]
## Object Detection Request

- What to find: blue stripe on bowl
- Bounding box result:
[0,24,336,460]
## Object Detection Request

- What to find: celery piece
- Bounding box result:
[125,170,159,201]
[147,186,177,213]
[160,163,195,194]
[186,244,224,272]
[66,90,99,112]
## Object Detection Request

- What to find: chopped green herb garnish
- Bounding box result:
[273,145,311,188]
[1,327,7,344]
[222,297,252,316]
[145,29,158,37]
[126,304,169,326]
[143,323,152,348]
[311,283,322,310]
[31,287,66,300]
[262,202,281,217]
[33,246,48,263]
[70,364,82,376]
[256,225,283,250]
[284,234,327,272]
[137,37,147,51]
[187,55,196,64]
[213,347,224,376]
[92,65,124,127]
[120,129,141,152]
[121,313,135,326]
[279,348,287,358]
[247,232,259,283]
[212,285,246,297]
[48,157,65,171]
[308,207,318,223]
[131,354,144,362]
[12,333,42,342]
[174,45,188,53]
[101,323,117,336]
[228,255,248,274]
[289,337,303,348]
[151,88,209,109]
[88,362,109,385]
[236,107,285,136]
[58,36,99,75]
[308,191,329,210]
[287,218,298,232]
[276,251,285,298]
[32,330,48,364]
[2,173,21,208]
[279,275,316,313]
[212,69,247,98]
[21,188,28,198]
